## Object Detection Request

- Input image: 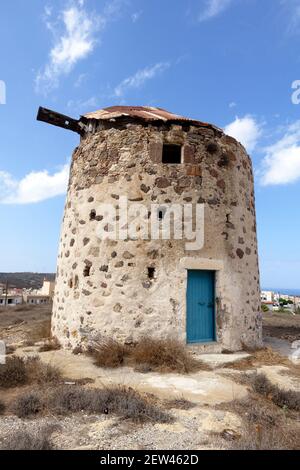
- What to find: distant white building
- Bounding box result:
[0,279,55,307]
[0,295,23,307]
[24,294,51,305]
[261,290,274,303]
[39,279,55,297]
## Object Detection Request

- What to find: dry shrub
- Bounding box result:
[251,373,300,411]
[25,356,61,384]
[0,355,61,389]
[0,427,54,450]
[38,338,61,352]
[131,337,206,373]
[88,338,127,368]
[220,396,282,427]
[48,384,172,423]
[87,336,208,374]
[0,401,5,415]
[225,347,287,370]
[227,423,299,450]
[94,386,172,423]
[12,392,44,418]
[30,320,51,342]
[0,356,27,388]
[5,345,16,355]
[72,345,83,355]
[217,396,300,450]
[49,385,91,414]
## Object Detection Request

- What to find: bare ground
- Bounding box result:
[0,306,299,450]
[263,311,300,342]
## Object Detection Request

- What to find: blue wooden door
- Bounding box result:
[186,270,215,343]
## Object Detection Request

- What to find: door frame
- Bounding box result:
[179,257,223,345]
[186,269,216,344]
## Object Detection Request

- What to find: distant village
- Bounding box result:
[261,290,300,312]
[0,279,55,307]
[0,278,299,314]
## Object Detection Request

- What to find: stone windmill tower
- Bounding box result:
[37,105,262,352]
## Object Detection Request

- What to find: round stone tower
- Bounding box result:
[48,106,262,352]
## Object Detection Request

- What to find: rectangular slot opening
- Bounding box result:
[147,267,156,280]
[162,144,182,164]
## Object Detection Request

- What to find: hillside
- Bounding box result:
[0,273,55,289]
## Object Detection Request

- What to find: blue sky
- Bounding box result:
[0,0,300,289]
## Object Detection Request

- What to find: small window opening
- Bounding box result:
[83,266,91,277]
[90,210,96,221]
[158,208,166,221]
[147,267,156,280]
[162,144,182,164]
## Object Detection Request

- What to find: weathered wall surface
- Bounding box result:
[52,122,262,351]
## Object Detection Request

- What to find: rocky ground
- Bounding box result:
[0,306,299,450]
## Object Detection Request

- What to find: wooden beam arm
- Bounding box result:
[37,107,81,133]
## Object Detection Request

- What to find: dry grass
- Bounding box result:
[25,356,61,384]
[250,373,300,411]
[0,427,55,450]
[5,345,16,355]
[48,384,172,423]
[131,337,207,373]
[165,398,196,410]
[217,394,300,450]
[88,338,127,368]
[219,396,282,427]
[38,338,61,352]
[224,347,288,370]
[30,319,51,342]
[87,336,208,373]
[0,355,61,389]
[227,424,299,450]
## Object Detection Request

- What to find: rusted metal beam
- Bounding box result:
[37,107,81,133]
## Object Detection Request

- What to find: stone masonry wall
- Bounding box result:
[52,121,262,352]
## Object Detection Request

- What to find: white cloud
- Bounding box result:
[36,1,123,94]
[224,115,261,153]
[229,101,237,108]
[131,11,142,23]
[198,0,233,22]
[67,96,99,112]
[260,121,300,185]
[74,73,88,88]
[0,164,69,204]
[281,0,300,32]
[114,62,170,97]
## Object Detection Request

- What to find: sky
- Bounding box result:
[0,0,300,289]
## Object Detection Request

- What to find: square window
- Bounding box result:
[162,144,182,164]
